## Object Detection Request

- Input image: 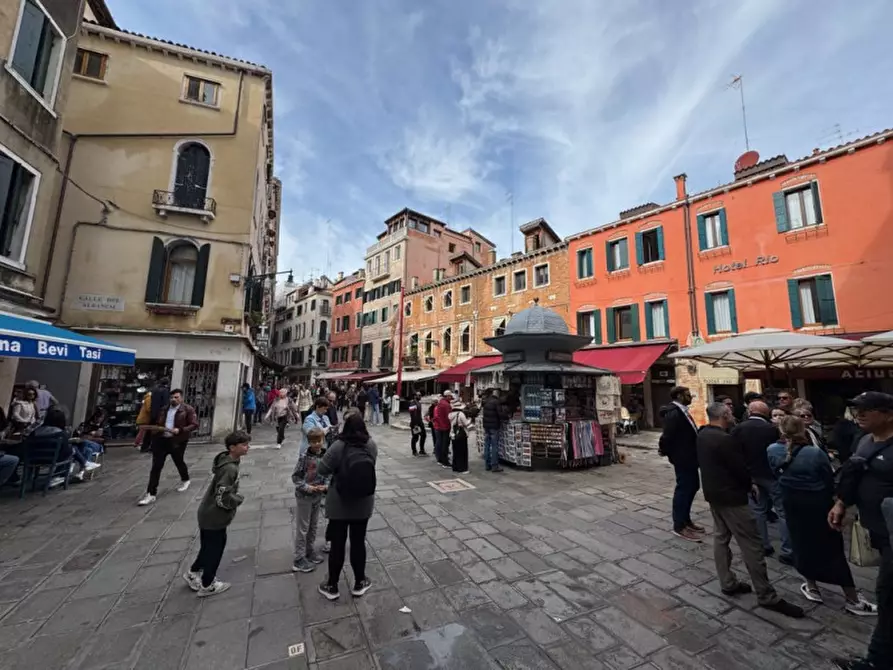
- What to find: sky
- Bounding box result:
[108,0,893,283]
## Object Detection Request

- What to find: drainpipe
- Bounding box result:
[676,173,699,338]
[41,135,77,301]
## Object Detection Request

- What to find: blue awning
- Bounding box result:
[0,311,136,366]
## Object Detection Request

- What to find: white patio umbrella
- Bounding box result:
[858,330,893,366]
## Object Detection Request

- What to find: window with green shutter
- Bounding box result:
[607,238,629,271]
[608,305,638,341]
[637,228,664,264]
[699,211,727,250]
[775,183,823,232]
[706,290,736,334]
[576,309,602,344]
[788,274,838,326]
[606,307,616,343]
[576,248,594,279]
[645,300,669,339]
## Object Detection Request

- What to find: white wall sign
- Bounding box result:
[74,294,125,312]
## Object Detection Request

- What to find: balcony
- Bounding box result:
[370,266,391,281]
[365,228,407,258]
[403,353,420,369]
[152,190,217,222]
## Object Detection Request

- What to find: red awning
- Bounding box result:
[573,344,669,385]
[438,354,502,383]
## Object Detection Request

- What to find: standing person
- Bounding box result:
[367,385,380,425]
[425,400,437,450]
[731,401,792,563]
[265,389,299,449]
[25,380,57,421]
[301,397,332,456]
[715,396,737,429]
[831,392,893,670]
[381,386,391,425]
[325,391,340,447]
[292,427,328,572]
[297,384,313,422]
[793,401,826,450]
[658,386,704,542]
[481,389,505,473]
[831,407,862,465]
[776,390,795,414]
[356,385,368,418]
[697,402,804,618]
[266,386,279,414]
[254,385,267,424]
[183,430,249,597]
[138,389,198,506]
[433,391,453,468]
[767,415,876,615]
[449,399,471,474]
[408,393,428,457]
[317,413,377,601]
[141,377,171,454]
[241,383,256,436]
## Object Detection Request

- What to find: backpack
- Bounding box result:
[336,442,376,499]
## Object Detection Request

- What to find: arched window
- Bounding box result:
[460,325,471,353]
[424,331,434,356]
[145,237,210,307]
[409,333,419,356]
[494,318,507,337]
[164,243,197,304]
[442,327,452,354]
[316,346,327,365]
[173,142,211,210]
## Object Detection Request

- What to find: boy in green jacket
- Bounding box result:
[183,430,249,597]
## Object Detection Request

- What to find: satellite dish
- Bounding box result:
[735,150,760,172]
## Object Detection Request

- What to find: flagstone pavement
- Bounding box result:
[0,421,875,670]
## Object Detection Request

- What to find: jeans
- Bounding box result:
[868,545,893,666]
[711,504,779,606]
[0,453,19,487]
[484,428,500,468]
[326,519,369,588]
[190,528,227,588]
[295,496,321,560]
[436,430,451,465]
[750,477,792,558]
[411,428,426,455]
[243,410,254,434]
[672,464,700,532]
[72,440,102,468]
[371,404,380,425]
[147,437,189,496]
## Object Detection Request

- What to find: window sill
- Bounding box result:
[72,73,108,86]
[699,245,731,257]
[179,97,221,111]
[145,302,200,315]
[575,275,596,285]
[4,64,57,118]
[606,268,631,278]
[493,293,507,299]
[637,260,665,271]
[0,256,28,273]
[782,223,827,239]
[533,283,550,289]
[153,203,215,222]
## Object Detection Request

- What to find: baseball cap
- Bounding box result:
[847,392,893,412]
[443,390,453,398]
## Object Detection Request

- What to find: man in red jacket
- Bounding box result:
[433,390,454,468]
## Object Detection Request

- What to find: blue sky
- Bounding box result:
[109,0,892,282]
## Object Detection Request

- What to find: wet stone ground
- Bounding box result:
[0,420,874,669]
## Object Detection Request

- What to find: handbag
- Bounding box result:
[850,515,881,567]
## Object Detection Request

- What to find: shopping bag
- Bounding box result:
[850,516,882,567]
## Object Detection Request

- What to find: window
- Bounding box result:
[409,333,419,355]
[636,228,664,265]
[355,288,362,299]
[706,290,738,335]
[576,310,602,344]
[775,184,823,232]
[513,270,527,292]
[183,75,220,107]
[697,211,728,250]
[335,295,342,305]
[494,319,506,337]
[366,260,372,275]
[448,243,456,253]
[394,245,401,260]
[344,291,351,303]
[442,327,452,354]
[9,0,64,105]
[646,300,669,339]
[73,48,106,80]
[475,242,482,254]
[310,299,316,311]
[606,305,639,343]
[145,238,210,307]
[443,290,453,308]
[310,320,315,336]
[788,275,837,327]
[493,275,506,296]
[352,345,360,361]
[356,312,362,328]
[460,285,471,304]
[0,147,38,264]
[334,319,340,333]
[424,296,434,312]
[172,142,212,210]
[424,332,434,357]
[164,244,197,304]
[460,325,471,353]
[576,248,594,279]
[417,221,429,234]
[533,263,550,287]
[381,306,388,322]
[404,301,412,317]
[297,305,303,316]
[606,238,629,271]
[384,250,390,266]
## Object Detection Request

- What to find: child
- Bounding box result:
[292,427,328,572]
[183,430,249,597]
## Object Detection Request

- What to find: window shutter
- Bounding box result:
[810,182,824,224]
[630,304,641,342]
[787,279,803,329]
[577,251,585,279]
[586,251,593,276]
[696,214,707,250]
[816,274,838,325]
[705,293,716,335]
[718,209,729,246]
[593,309,602,345]
[773,192,789,232]
[644,302,654,340]
[0,157,15,222]
[605,241,614,272]
[619,239,629,268]
[11,2,45,85]
[635,232,644,266]
[656,226,665,260]
[662,299,670,338]
[606,307,616,344]
[191,243,211,307]
[144,237,165,303]
[576,312,587,335]
[728,289,738,333]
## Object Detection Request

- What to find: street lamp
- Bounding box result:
[235,269,295,288]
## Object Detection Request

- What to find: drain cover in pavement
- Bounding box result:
[427,479,476,493]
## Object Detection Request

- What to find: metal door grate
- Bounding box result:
[183,361,218,441]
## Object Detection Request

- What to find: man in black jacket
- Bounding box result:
[698,402,803,618]
[408,393,428,457]
[659,386,703,542]
[481,389,505,473]
[731,401,792,563]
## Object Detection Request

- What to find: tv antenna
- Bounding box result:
[728,75,750,151]
[819,123,860,146]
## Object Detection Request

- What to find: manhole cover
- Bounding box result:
[427,479,476,493]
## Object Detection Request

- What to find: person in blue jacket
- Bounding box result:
[241,383,257,436]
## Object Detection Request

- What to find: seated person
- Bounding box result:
[8,387,38,436]
[0,451,19,487]
[78,408,109,445]
[31,408,101,481]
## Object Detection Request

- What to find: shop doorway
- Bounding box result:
[183,361,218,441]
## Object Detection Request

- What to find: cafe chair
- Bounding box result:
[618,407,639,435]
[19,434,73,498]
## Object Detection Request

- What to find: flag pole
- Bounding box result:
[396,283,405,399]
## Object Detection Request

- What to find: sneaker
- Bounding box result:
[845,595,879,617]
[275,443,282,449]
[440,463,450,469]
[672,528,703,543]
[183,571,202,592]
[73,470,86,482]
[197,579,231,598]
[800,582,823,603]
[318,581,340,601]
[137,493,156,506]
[686,523,706,534]
[721,582,753,596]
[762,598,805,618]
[323,542,331,553]
[177,480,191,493]
[307,552,325,564]
[351,578,372,597]
[84,461,101,471]
[292,557,315,573]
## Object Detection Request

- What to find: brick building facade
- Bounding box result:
[330,270,365,370]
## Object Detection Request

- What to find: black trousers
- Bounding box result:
[147,436,189,496]
[868,545,893,666]
[326,519,368,588]
[277,416,288,444]
[190,528,227,587]
[411,428,426,455]
[436,430,452,465]
[243,410,253,434]
[452,432,468,472]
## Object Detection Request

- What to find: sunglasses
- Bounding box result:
[778,395,791,401]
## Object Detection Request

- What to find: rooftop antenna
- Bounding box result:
[728,75,750,151]
[506,190,514,254]
[819,123,860,146]
[324,218,332,278]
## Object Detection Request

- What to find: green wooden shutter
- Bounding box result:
[696,214,707,250]
[656,226,665,260]
[606,307,616,343]
[191,244,211,306]
[728,289,738,333]
[593,309,602,345]
[719,209,729,246]
[630,304,640,342]
[773,192,789,232]
[810,182,824,224]
[619,239,629,269]
[662,299,670,339]
[816,274,838,325]
[605,240,614,272]
[787,279,803,329]
[576,251,583,278]
[145,237,165,303]
[705,293,716,335]
[635,232,644,266]
[644,301,654,340]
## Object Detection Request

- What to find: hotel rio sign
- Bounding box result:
[714,255,779,274]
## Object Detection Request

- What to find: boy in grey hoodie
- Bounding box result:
[183,430,249,597]
[292,427,328,572]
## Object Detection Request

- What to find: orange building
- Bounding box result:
[568,129,893,424]
[329,270,365,370]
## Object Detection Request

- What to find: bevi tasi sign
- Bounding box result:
[714,255,779,274]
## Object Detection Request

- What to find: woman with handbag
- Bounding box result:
[449,400,471,474]
[767,415,876,616]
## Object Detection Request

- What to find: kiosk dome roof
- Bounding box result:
[505,303,569,336]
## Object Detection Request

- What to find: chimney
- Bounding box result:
[674,173,687,200]
[433,268,445,281]
[411,276,419,289]
[336,271,344,282]
[488,249,497,266]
